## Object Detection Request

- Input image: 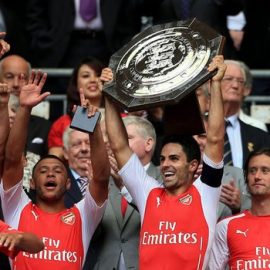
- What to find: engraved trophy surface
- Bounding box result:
[103,18,225,112]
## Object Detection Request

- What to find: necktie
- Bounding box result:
[79,0,97,22]
[181,0,190,20]
[77,177,89,197]
[121,197,128,218]
[224,121,233,166]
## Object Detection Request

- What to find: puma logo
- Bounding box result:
[156,197,161,207]
[236,229,248,237]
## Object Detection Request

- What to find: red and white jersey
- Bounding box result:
[209,210,270,270]
[0,220,19,259]
[0,180,106,270]
[119,153,221,270]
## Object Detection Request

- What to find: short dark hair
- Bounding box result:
[244,148,270,182]
[32,155,69,177]
[161,135,201,163]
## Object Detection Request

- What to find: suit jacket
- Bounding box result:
[151,0,243,58]
[86,163,161,270]
[218,165,251,220]
[239,0,270,69]
[26,115,51,157]
[240,120,270,168]
[26,0,163,67]
[64,169,84,208]
[0,1,29,58]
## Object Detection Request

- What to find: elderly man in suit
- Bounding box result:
[87,115,162,270]
[221,60,270,169]
[62,127,92,207]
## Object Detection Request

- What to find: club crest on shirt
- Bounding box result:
[61,212,76,225]
[179,194,192,205]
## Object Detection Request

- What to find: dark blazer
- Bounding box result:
[26,0,163,67]
[240,120,270,168]
[0,1,29,58]
[64,169,83,208]
[86,163,161,270]
[151,0,243,58]
[239,0,270,69]
[26,115,51,157]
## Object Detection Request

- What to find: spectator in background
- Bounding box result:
[88,115,162,270]
[25,0,163,68]
[221,59,270,168]
[48,57,104,159]
[62,127,92,208]
[151,0,243,59]
[0,54,51,157]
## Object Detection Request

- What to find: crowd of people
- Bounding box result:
[0,1,270,270]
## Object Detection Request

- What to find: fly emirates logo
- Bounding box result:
[22,237,78,263]
[141,221,198,245]
[235,246,270,270]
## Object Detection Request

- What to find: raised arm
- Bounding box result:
[102,68,133,169]
[0,84,10,177]
[79,88,110,206]
[0,35,10,177]
[204,55,226,164]
[3,71,50,190]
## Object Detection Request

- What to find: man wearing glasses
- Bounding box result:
[221,60,270,169]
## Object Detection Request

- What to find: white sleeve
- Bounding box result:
[76,191,107,262]
[208,220,230,270]
[119,153,161,219]
[0,180,30,228]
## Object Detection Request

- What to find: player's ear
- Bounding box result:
[30,178,35,189]
[66,177,71,190]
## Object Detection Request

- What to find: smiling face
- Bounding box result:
[63,130,91,177]
[160,143,198,195]
[77,64,101,102]
[31,157,70,204]
[247,154,270,198]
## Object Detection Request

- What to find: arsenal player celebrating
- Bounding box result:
[0,69,110,270]
[209,148,270,270]
[103,55,226,269]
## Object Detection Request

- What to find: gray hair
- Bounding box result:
[224,59,246,84]
[62,127,75,149]
[238,61,253,89]
[123,115,156,144]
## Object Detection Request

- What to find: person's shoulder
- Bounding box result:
[239,119,270,137]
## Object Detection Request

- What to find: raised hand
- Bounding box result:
[207,55,227,82]
[0,32,10,58]
[100,68,113,84]
[79,87,98,117]
[19,70,50,108]
[220,180,241,212]
[0,83,10,105]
